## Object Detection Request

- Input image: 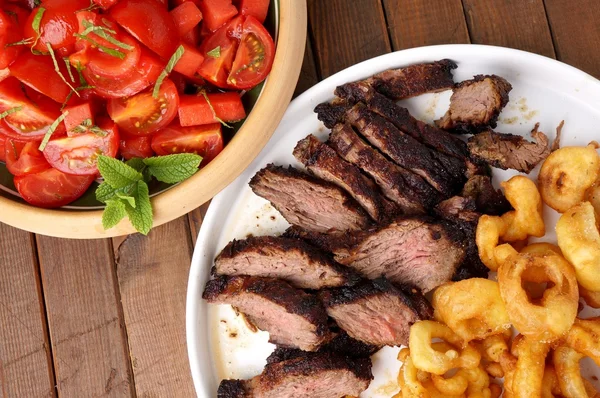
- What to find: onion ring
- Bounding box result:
[553,346,598,398]
[509,335,550,398]
[497,248,579,342]
[566,317,600,366]
[476,215,507,271]
[580,285,600,308]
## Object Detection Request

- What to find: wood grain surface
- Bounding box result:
[3,1,600,396]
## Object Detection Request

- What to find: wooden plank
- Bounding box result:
[383,0,470,49]
[35,237,133,397]
[114,217,195,397]
[294,36,320,97]
[0,226,54,397]
[462,0,555,58]
[544,0,600,78]
[307,0,391,77]
[187,203,211,246]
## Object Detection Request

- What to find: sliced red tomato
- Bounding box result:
[107,78,179,136]
[178,92,245,126]
[84,50,164,99]
[14,168,95,208]
[0,6,28,69]
[119,133,153,160]
[5,139,51,176]
[110,0,179,59]
[227,16,274,89]
[9,52,72,103]
[197,15,243,88]
[23,0,89,56]
[0,77,63,139]
[0,133,7,162]
[173,43,204,78]
[92,0,119,9]
[43,118,119,175]
[238,0,269,23]
[170,1,203,37]
[199,0,238,31]
[151,122,223,165]
[63,102,94,133]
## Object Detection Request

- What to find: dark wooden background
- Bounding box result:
[1,0,599,396]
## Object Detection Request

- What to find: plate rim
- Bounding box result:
[186,43,600,397]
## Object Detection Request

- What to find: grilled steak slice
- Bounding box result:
[461,175,512,215]
[203,276,331,351]
[335,81,468,160]
[293,135,396,222]
[328,123,441,213]
[436,74,512,134]
[346,103,465,196]
[249,164,371,233]
[213,236,360,289]
[218,352,372,398]
[467,125,550,173]
[314,99,349,129]
[267,332,378,365]
[369,59,457,99]
[320,278,430,346]
[434,196,489,281]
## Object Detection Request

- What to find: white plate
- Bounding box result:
[186,44,600,397]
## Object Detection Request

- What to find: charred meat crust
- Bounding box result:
[249,164,372,233]
[314,101,349,129]
[217,380,247,398]
[202,275,330,341]
[346,104,466,196]
[213,235,361,289]
[370,59,457,99]
[328,123,441,213]
[467,128,550,173]
[335,82,468,160]
[293,135,397,222]
[461,175,512,216]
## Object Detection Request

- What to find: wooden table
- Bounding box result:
[1,1,599,396]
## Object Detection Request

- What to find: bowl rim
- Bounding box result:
[0,0,308,239]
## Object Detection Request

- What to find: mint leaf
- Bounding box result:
[38,112,68,151]
[124,181,153,235]
[153,44,184,98]
[116,193,136,208]
[95,181,133,203]
[206,46,220,58]
[97,155,142,188]
[143,153,202,183]
[125,157,146,172]
[102,199,126,229]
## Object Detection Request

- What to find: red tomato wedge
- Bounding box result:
[9,52,72,103]
[227,16,275,89]
[107,78,179,136]
[119,133,153,160]
[63,102,94,133]
[151,123,223,165]
[238,0,269,23]
[43,118,120,175]
[0,133,7,162]
[5,139,51,176]
[172,43,204,78]
[110,0,179,59]
[199,0,238,31]
[197,15,243,88]
[170,1,203,37]
[84,50,164,99]
[178,92,245,126]
[14,168,95,208]
[0,7,28,69]
[0,77,62,139]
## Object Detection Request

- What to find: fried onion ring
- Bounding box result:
[553,346,599,398]
[476,215,507,271]
[566,317,600,366]
[509,335,550,398]
[409,320,480,375]
[497,248,579,342]
[432,279,511,343]
[580,285,600,308]
[500,175,545,241]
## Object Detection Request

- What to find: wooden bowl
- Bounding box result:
[0,0,307,239]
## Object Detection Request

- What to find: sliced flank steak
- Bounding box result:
[213,235,360,289]
[293,134,396,222]
[249,164,372,233]
[328,123,441,214]
[217,351,372,398]
[467,125,551,173]
[203,275,331,351]
[319,278,431,346]
[461,174,512,216]
[436,74,512,134]
[345,103,466,196]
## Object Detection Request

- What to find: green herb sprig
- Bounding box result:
[198,90,233,128]
[31,7,45,49]
[153,45,185,98]
[38,112,68,151]
[206,46,221,58]
[46,43,80,97]
[96,153,202,234]
[0,106,23,120]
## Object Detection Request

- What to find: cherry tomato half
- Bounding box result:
[227,16,275,89]
[14,168,95,208]
[5,139,51,176]
[107,78,179,136]
[119,133,153,160]
[151,122,223,166]
[197,16,243,88]
[43,118,120,175]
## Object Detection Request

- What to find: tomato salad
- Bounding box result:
[0,0,275,209]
